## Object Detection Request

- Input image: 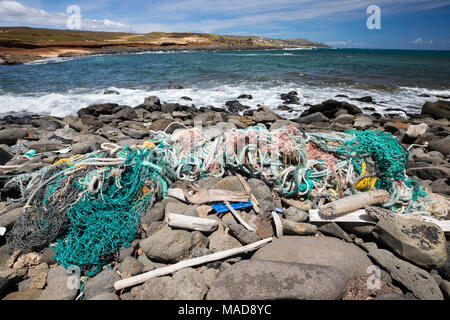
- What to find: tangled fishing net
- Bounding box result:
[4,125,433,275]
[156,125,429,210]
[6,144,173,275]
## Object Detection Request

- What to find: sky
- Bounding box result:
[0,0,449,49]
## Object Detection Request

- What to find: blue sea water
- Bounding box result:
[0,48,449,118]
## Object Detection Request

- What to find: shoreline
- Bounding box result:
[0,27,329,65]
[0,44,324,65]
[1,86,449,122]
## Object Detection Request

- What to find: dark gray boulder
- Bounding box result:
[368,248,443,300]
[82,268,121,300]
[372,218,447,268]
[225,100,250,112]
[0,128,28,146]
[300,99,363,119]
[138,96,161,112]
[139,224,193,263]
[421,100,450,119]
[297,112,329,124]
[206,260,347,300]
[252,236,372,279]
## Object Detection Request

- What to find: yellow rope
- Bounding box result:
[53,155,82,166]
[355,162,378,191]
[135,141,157,149]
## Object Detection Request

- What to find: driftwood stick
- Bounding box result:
[167,186,251,204]
[114,237,273,290]
[224,201,255,231]
[167,213,218,232]
[271,211,283,237]
[198,189,250,204]
[309,208,450,233]
[236,173,261,214]
[319,190,390,217]
[0,165,23,170]
[309,209,376,224]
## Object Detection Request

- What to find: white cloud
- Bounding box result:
[409,37,434,44]
[143,0,449,20]
[133,0,450,34]
[1,0,449,37]
[0,0,131,31]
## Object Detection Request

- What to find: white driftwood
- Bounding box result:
[167,213,218,232]
[114,237,273,290]
[224,201,255,231]
[319,190,390,217]
[271,211,283,237]
[188,188,250,204]
[167,188,187,202]
[309,209,450,233]
[168,184,251,204]
[236,173,261,214]
[0,165,23,171]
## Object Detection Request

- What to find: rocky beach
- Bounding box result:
[0,93,449,301]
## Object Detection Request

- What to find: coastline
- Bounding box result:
[0,27,329,65]
[0,45,324,65]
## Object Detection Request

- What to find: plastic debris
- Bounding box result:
[54,146,72,154]
[24,149,36,158]
[3,126,434,277]
[211,202,253,213]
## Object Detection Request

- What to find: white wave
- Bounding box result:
[213,53,297,57]
[0,83,446,119]
[24,53,110,65]
[24,50,198,65]
[134,50,197,55]
[134,51,168,55]
[282,47,315,51]
[25,56,79,65]
[398,86,450,97]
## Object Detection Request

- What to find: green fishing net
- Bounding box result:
[52,146,169,276]
[338,129,426,201]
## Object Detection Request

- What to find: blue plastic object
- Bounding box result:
[24,149,37,158]
[275,208,283,213]
[211,202,253,213]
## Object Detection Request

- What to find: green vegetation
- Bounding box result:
[126,32,166,42]
[0,26,329,48]
[0,27,131,42]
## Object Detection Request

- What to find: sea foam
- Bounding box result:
[0,83,448,119]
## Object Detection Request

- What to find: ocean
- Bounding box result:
[1,48,449,119]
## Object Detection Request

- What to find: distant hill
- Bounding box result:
[284,38,330,48]
[0,26,131,42]
[0,27,329,64]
